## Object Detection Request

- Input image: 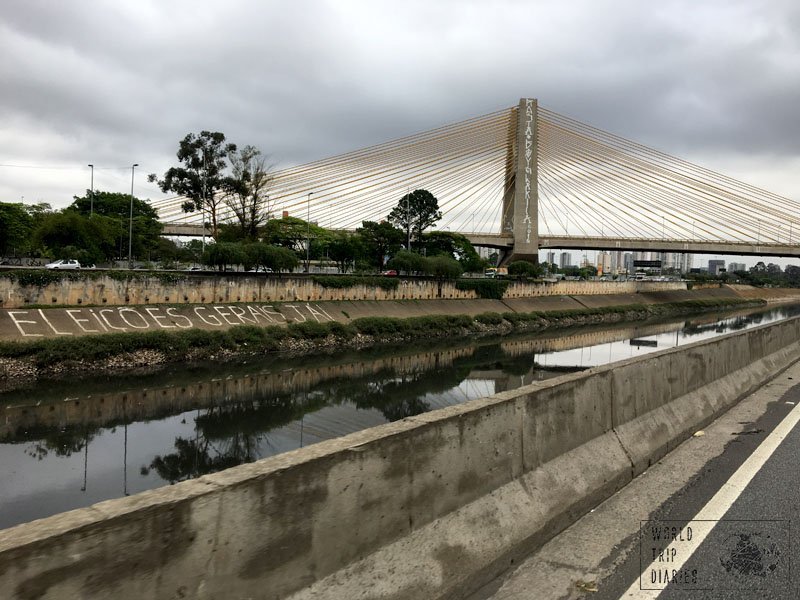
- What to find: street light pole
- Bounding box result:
[306,192,313,272]
[406,188,411,252]
[128,164,138,269]
[88,164,94,216]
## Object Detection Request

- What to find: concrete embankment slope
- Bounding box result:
[1,316,799,599]
[0,285,749,341]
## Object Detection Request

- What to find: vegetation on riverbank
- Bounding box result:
[0,297,763,378]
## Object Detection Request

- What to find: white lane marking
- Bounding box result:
[622,399,800,598]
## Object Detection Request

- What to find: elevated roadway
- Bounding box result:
[468,233,800,258]
[162,224,800,258]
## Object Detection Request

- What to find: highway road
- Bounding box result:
[470,360,800,600]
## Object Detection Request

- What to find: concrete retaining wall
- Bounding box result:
[2,317,798,599]
[0,273,687,309]
[0,289,733,341]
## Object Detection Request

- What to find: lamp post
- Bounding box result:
[406,188,411,251]
[128,164,138,269]
[88,164,94,216]
[306,192,312,272]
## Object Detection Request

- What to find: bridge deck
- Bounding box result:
[161,224,800,257]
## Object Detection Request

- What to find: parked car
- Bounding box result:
[45,259,81,270]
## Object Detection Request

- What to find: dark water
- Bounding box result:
[1,304,798,530]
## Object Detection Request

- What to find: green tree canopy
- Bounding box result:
[202,242,246,272]
[356,220,405,269]
[387,189,442,243]
[508,260,544,278]
[148,131,237,238]
[0,202,34,256]
[424,255,464,280]
[32,211,121,264]
[386,250,427,275]
[262,216,326,253]
[419,231,485,273]
[69,191,163,260]
[244,242,299,273]
[327,232,363,274]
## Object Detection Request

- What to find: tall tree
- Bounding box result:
[262,215,326,254]
[69,191,162,260]
[420,231,486,273]
[202,242,246,272]
[387,189,442,245]
[244,242,299,273]
[224,145,272,240]
[356,221,404,269]
[327,232,364,274]
[0,202,34,256]
[148,131,237,239]
[32,211,120,264]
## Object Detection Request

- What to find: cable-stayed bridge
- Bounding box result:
[154,99,800,260]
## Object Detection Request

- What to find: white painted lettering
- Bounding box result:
[228,305,256,324]
[66,309,99,333]
[99,309,128,331]
[118,308,150,329]
[88,309,109,331]
[247,305,270,323]
[145,307,175,329]
[284,304,307,322]
[305,303,330,323]
[258,305,286,323]
[314,305,336,321]
[38,309,72,335]
[8,311,43,337]
[166,308,193,329]
[194,307,223,326]
[213,306,241,326]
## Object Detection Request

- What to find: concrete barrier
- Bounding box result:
[1,317,799,599]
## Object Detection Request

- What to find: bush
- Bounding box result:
[387,250,427,275]
[455,279,509,299]
[425,255,464,280]
[508,260,543,278]
[475,312,504,325]
[288,320,334,339]
[351,317,402,336]
[312,275,399,291]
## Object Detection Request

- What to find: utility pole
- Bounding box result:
[306,192,313,272]
[406,188,411,251]
[201,150,207,254]
[128,164,138,269]
[88,164,94,216]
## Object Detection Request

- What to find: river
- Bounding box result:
[1,303,798,530]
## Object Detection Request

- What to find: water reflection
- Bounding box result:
[1,303,798,529]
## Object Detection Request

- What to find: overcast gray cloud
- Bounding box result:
[2,0,800,213]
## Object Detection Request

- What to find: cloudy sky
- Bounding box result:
[2,0,799,264]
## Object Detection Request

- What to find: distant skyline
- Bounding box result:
[546,250,788,273]
[2,0,800,269]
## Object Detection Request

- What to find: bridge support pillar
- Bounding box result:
[502,98,539,264]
